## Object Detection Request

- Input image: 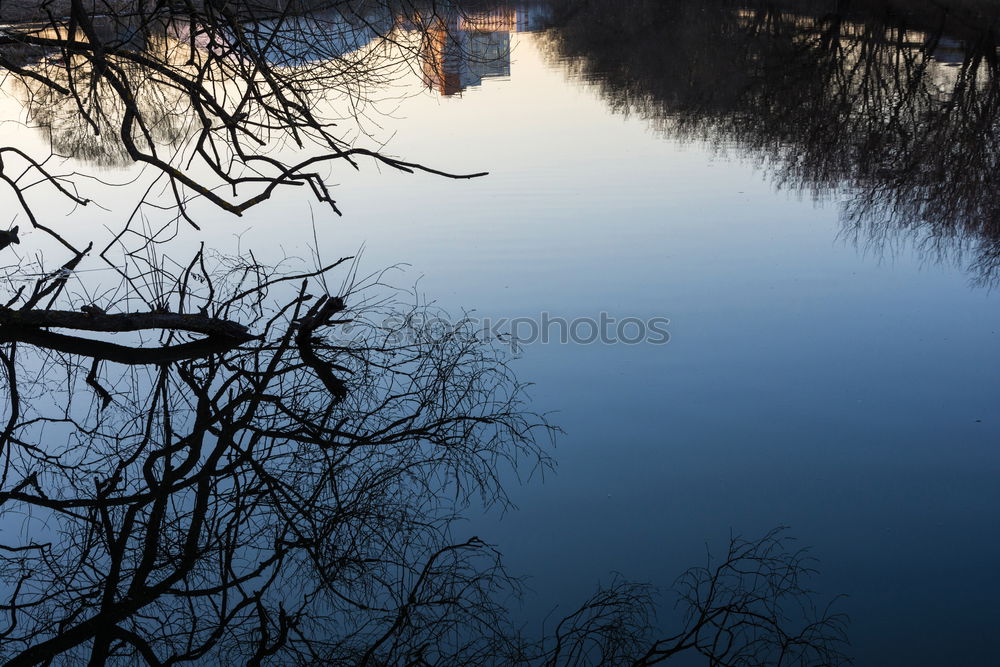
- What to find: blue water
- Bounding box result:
[303,28,1000,664]
[263,27,1000,664]
[5,6,999,663]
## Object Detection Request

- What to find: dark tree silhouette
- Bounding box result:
[0,246,848,664]
[0,248,543,664]
[542,0,1000,285]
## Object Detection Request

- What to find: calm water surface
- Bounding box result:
[4,2,1000,663]
[311,16,1000,664]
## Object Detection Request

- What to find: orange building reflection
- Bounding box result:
[418,4,550,96]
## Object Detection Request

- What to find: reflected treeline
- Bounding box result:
[542,0,1000,285]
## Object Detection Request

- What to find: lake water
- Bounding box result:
[2,1,999,664]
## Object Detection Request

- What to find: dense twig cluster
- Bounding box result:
[0,249,544,663]
[0,0,484,256]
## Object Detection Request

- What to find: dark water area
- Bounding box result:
[0,0,998,664]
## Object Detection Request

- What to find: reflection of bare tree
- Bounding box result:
[543,0,1000,284]
[0,0,487,243]
[0,248,848,664]
[15,39,191,169]
[0,249,547,663]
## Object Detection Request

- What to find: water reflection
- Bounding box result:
[413,4,550,95]
[7,0,1000,283]
[1,2,553,171]
[0,247,547,662]
[0,1,851,663]
[0,244,848,663]
[542,0,1000,284]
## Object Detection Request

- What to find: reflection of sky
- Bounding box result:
[237,8,397,65]
[247,33,1000,666]
[0,23,998,666]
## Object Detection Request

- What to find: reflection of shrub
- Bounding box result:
[544,0,1000,285]
[20,63,191,169]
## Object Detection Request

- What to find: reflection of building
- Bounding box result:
[422,17,511,96]
[420,4,550,96]
[458,4,551,32]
